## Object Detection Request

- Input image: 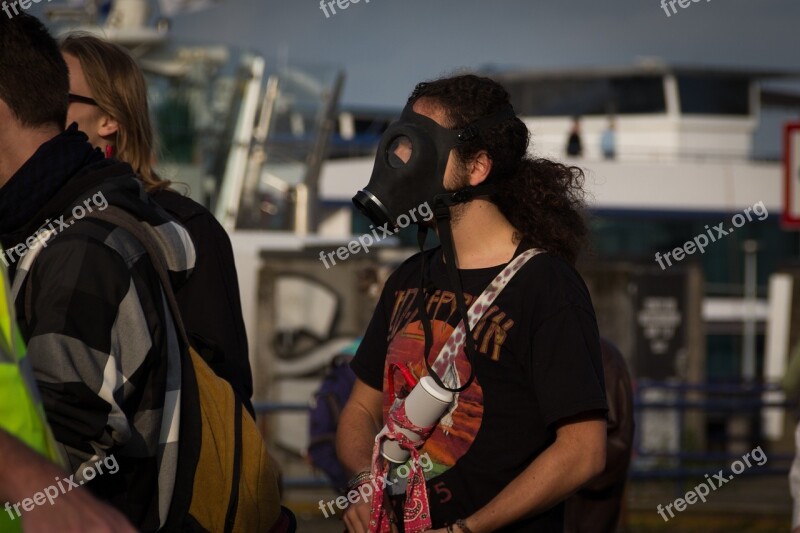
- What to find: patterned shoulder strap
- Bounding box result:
[431,248,544,378]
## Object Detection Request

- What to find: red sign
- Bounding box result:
[784,122,800,229]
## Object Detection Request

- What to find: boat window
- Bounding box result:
[677,75,750,115]
[505,75,666,116]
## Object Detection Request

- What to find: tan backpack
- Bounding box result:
[88,206,282,532]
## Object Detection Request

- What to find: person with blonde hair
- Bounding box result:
[61,33,254,415]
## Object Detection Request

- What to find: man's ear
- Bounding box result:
[468,150,492,186]
[97,114,119,138]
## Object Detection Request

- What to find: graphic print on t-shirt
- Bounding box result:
[383,286,515,478]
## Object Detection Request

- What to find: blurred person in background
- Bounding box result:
[564,338,634,533]
[60,34,254,415]
[566,116,583,157]
[600,118,616,160]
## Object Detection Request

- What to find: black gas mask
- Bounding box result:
[352,103,517,394]
[353,104,515,231]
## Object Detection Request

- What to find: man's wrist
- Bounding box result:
[448,516,478,533]
[456,518,475,533]
[346,470,373,491]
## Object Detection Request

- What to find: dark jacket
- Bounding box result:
[1,130,195,531]
[564,338,634,533]
[152,189,254,416]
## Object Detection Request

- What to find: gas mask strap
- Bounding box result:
[420,199,477,393]
[430,182,496,208]
[415,217,476,393]
[416,225,435,380]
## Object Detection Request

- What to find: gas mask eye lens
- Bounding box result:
[387,135,413,168]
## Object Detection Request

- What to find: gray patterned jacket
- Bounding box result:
[8,164,195,532]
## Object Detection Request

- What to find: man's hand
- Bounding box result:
[343,492,399,533]
[342,496,372,533]
[22,487,137,533]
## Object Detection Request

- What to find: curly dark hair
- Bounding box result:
[408,74,589,265]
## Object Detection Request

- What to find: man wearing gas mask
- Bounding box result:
[337,75,608,533]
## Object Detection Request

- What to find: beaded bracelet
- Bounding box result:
[346,470,372,491]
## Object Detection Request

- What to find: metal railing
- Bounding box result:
[256,381,797,490]
[632,380,793,496]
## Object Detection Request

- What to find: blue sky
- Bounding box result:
[32,0,799,110]
[32,0,800,156]
[153,0,800,107]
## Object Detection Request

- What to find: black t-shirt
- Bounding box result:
[351,244,608,532]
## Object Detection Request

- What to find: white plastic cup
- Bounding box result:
[380,376,454,464]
